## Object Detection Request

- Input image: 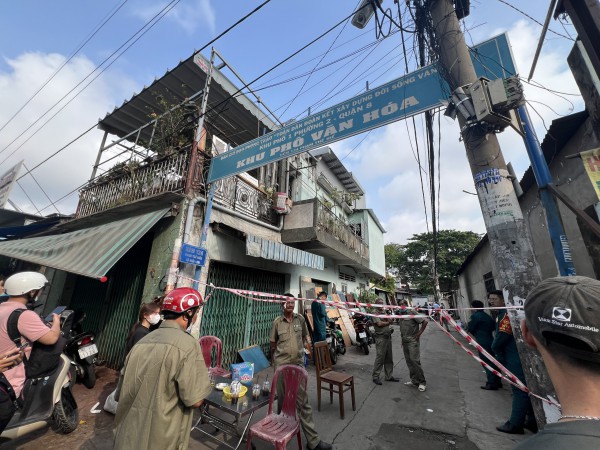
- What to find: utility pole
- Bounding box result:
[427,0,557,424]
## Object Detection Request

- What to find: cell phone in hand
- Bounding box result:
[44,306,66,322]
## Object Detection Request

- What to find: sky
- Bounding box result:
[0,0,583,244]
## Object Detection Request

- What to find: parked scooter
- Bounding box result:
[353,314,375,355]
[63,310,101,389]
[0,309,79,443]
[325,317,346,364]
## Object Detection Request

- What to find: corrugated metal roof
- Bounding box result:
[309,146,365,195]
[98,52,278,148]
[0,208,168,279]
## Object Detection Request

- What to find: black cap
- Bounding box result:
[525,276,600,363]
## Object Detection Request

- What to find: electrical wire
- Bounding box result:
[0,0,181,161]
[0,0,129,135]
[13,0,273,186]
[494,0,574,40]
[23,163,61,214]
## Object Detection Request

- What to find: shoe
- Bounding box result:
[373,379,382,385]
[496,421,524,434]
[524,421,539,433]
[404,381,417,387]
[418,384,426,392]
[385,377,400,382]
[308,441,333,450]
[481,383,499,390]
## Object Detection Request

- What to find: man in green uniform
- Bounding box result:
[489,290,536,435]
[114,287,212,450]
[270,294,332,450]
[372,299,399,385]
[467,300,502,390]
[398,300,428,392]
[516,276,600,449]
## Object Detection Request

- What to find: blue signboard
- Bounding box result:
[179,243,207,266]
[207,33,516,183]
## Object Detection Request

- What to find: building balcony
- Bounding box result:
[281,199,369,268]
[213,176,278,226]
[76,150,278,227]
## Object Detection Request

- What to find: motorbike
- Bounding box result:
[325,317,346,364]
[353,314,375,355]
[62,309,101,389]
[0,311,79,442]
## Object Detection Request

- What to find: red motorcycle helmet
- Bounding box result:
[161,287,203,313]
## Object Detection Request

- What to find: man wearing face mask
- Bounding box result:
[0,271,61,432]
[114,287,212,450]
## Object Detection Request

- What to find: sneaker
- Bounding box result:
[385,377,400,382]
[404,381,417,387]
[418,384,427,392]
[373,379,382,385]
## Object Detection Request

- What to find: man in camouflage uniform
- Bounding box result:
[270,294,332,450]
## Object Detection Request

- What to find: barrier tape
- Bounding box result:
[436,311,560,407]
[175,274,558,407]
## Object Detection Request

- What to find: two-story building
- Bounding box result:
[0,51,386,368]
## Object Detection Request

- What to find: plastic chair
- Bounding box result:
[246,365,307,450]
[198,335,231,378]
[314,341,355,419]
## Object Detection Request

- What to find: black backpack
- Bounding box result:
[7,309,66,379]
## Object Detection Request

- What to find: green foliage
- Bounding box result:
[385,230,482,294]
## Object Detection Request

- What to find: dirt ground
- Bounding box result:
[4,366,119,450]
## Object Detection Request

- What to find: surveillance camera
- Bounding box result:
[351,0,381,29]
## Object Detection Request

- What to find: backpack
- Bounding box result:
[7,309,66,379]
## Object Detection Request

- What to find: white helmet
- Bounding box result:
[4,272,48,296]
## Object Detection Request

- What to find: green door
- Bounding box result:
[200,262,285,368]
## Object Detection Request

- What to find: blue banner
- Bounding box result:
[207,33,515,183]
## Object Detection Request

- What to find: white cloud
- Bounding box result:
[131,0,216,35]
[331,19,583,246]
[0,52,136,215]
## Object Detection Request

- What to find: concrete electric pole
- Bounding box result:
[427,0,558,424]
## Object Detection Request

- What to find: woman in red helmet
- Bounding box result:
[113,287,212,450]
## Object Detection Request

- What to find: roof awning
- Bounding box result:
[246,234,324,270]
[0,209,168,279]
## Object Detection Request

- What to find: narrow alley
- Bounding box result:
[8,322,532,450]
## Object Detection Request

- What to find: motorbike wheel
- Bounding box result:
[362,340,370,355]
[339,342,346,355]
[81,362,96,389]
[51,388,79,434]
[329,341,337,365]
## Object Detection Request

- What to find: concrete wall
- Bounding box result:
[141,208,184,301]
[456,244,493,325]
[366,212,385,276]
[519,120,599,279]
[206,229,370,297]
[457,116,600,323]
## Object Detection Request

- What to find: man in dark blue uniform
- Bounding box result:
[489,290,537,435]
[467,300,502,390]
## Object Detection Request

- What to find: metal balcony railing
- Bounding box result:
[316,201,369,259]
[213,176,278,226]
[76,151,190,218]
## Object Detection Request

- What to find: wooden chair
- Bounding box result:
[199,335,231,378]
[246,364,307,450]
[314,341,355,419]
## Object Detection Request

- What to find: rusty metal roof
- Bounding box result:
[97,52,278,147]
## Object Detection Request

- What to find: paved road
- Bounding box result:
[7,321,533,449]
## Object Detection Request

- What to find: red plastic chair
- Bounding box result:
[199,335,231,378]
[245,365,308,450]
